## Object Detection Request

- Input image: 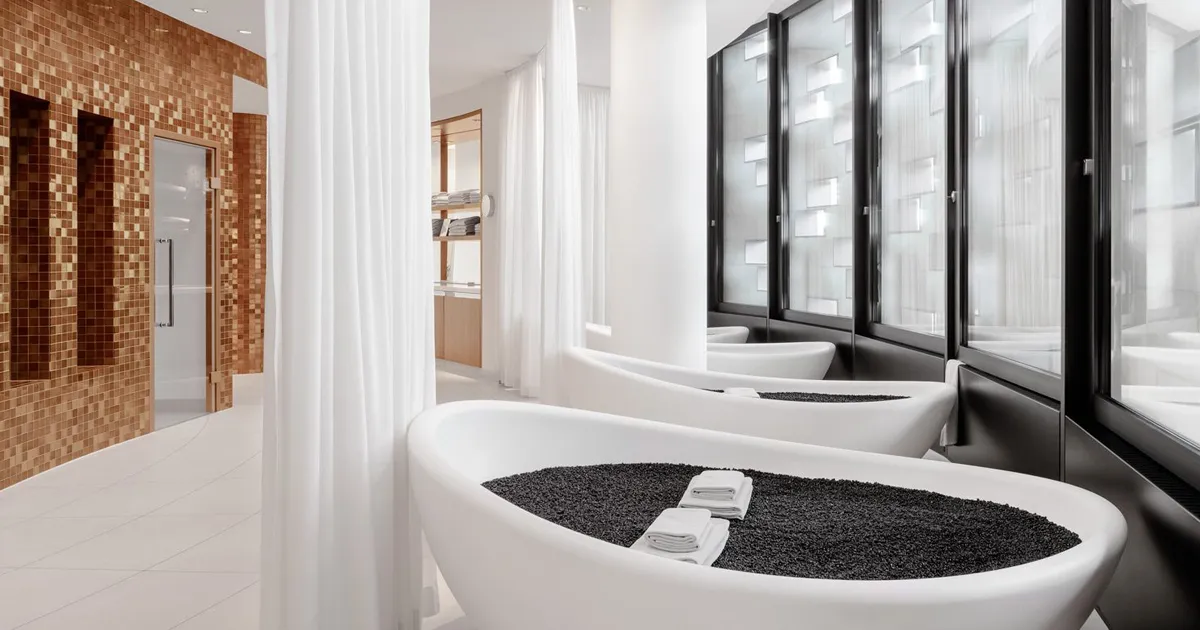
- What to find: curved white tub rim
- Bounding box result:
[574,348,947,410]
[705,341,835,355]
[411,401,1124,603]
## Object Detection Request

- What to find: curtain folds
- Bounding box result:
[579,86,610,326]
[541,0,585,405]
[261,0,436,629]
[499,54,546,397]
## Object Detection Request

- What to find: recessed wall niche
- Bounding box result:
[76,111,118,367]
[8,92,53,381]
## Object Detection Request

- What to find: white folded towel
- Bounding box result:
[689,470,746,501]
[644,508,712,552]
[631,517,730,566]
[679,478,754,520]
[724,387,760,398]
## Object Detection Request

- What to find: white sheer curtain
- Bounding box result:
[579,86,610,325]
[499,54,546,397]
[261,1,436,629]
[541,0,584,405]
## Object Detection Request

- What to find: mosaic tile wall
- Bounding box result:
[233,114,266,375]
[0,0,267,489]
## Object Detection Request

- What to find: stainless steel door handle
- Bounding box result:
[156,238,175,328]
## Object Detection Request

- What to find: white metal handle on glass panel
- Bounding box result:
[156,238,175,328]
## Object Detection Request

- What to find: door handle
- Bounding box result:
[156,238,175,328]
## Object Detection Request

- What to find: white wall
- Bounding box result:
[432,75,508,373]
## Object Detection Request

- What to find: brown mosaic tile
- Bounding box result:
[0,0,266,489]
[233,113,266,375]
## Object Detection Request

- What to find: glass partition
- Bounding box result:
[721,29,772,307]
[964,0,1064,373]
[785,0,855,318]
[1110,0,1200,451]
[879,0,948,334]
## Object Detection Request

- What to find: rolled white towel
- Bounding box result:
[631,517,730,566]
[689,470,746,501]
[679,478,754,520]
[724,387,760,398]
[644,508,713,552]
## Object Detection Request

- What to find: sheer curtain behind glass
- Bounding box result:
[499,55,546,397]
[261,0,437,629]
[965,0,1064,373]
[879,0,947,334]
[1111,0,1200,451]
[722,30,771,307]
[580,86,610,325]
[786,0,855,318]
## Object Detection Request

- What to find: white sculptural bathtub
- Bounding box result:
[585,323,751,351]
[409,402,1126,630]
[585,323,833,380]
[562,347,956,457]
[706,326,750,344]
[705,340,836,379]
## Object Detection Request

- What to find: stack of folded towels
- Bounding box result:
[630,508,730,566]
[447,216,482,237]
[678,470,754,520]
[432,192,451,208]
[447,188,481,206]
[431,218,444,237]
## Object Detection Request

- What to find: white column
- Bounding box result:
[607,0,708,368]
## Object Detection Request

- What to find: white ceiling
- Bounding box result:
[135,0,265,55]
[134,0,776,97]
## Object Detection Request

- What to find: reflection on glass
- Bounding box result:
[722,31,771,307]
[879,0,948,334]
[964,0,1064,372]
[787,0,855,317]
[1111,0,1200,450]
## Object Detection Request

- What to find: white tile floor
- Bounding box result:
[0,362,1109,630]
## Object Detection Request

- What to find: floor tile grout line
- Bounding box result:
[14,412,257,571]
[6,515,137,570]
[166,578,260,630]
[11,568,143,629]
[2,416,216,523]
[144,512,260,573]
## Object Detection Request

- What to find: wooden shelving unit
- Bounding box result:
[432,203,481,214]
[431,109,484,368]
[434,234,483,242]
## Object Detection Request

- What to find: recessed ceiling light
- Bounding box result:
[576,4,590,11]
[191,7,208,13]
[238,29,252,34]
[155,27,169,32]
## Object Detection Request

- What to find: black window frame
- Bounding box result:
[705,0,1200,495]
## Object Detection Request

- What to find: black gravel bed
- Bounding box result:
[483,463,1080,580]
[704,389,908,403]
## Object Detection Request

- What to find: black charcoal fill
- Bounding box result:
[483,463,1080,580]
[703,389,908,403]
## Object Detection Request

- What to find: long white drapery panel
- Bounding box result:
[580,86,610,326]
[499,54,546,397]
[261,1,436,629]
[541,0,584,405]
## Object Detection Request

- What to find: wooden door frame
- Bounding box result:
[148,129,223,422]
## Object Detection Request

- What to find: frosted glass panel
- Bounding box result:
[964,0,1064,372]
[153,139,211,430]
[786,0,855,318]
[879,0,947,334]
[1110,0,1200,452]
[722,29,771,306]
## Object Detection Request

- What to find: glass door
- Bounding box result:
[153,137,213,430]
